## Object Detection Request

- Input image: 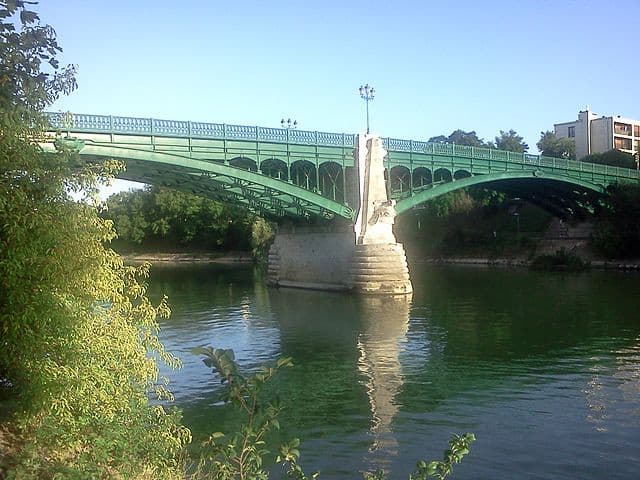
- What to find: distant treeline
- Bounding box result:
[102,186,274,257]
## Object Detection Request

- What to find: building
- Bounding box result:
[554,109,640,160]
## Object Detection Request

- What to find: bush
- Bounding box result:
[530,248,590,271]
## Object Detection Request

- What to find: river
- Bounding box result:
[148,263,640,479]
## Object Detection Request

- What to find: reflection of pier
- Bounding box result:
[356,295,411,462]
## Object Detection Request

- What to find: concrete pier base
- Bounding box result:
[267,229,354,291]
[349,243,413,295]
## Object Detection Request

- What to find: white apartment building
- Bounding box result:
[554,109,640,160]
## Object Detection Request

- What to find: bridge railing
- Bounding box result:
[382,137,640,180]
[46,112,357,148]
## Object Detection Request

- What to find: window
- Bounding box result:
[614,136,632,150]
[568,126,575,138]
[614,122,632,136]
[634,125,640,137]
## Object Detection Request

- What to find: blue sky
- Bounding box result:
[40,0,639,153]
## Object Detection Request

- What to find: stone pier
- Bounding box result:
[267,134,412,295]
[349,134,412,295]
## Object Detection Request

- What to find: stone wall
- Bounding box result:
[268,230,355,291]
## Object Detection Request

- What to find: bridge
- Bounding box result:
[45,112,640,222]
[44,112,640,295]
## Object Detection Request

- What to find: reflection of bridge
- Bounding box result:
[46,113,640,222]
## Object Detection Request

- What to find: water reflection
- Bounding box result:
[356,296,411,466]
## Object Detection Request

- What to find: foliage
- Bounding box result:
[1,1,190,477]
[193,348,474,480]
[103,186,270,254]
[363,433,475,480]
[250,216,275,260]
[536,131,575,159]
[580,149,636,168]
[189,347,317,480]
[529,248,590,271]
[591,183,640,258]
[494,129,528,153]
[0,0,76,122]
[428,190,476,218]
[428,130,487,147]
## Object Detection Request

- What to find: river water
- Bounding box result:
[148,263,640,479]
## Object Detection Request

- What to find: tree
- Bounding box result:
[1,2,190,477]
[494,129,528,153]
[536,131,575,159]
[592,183,640,258]
[580,149,635,168]
[103,186,274,253]
[428,130,487,147]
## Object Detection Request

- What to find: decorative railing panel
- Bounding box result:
[387,138,411,152]
[190,121,225,137]
[112,116,152,133]
[153,119,190,136]
[289,129,317,144]
[258,127,287,143]
[317,132,349,147]
[226,124,257,140]
[73,113,111,131]
[412,140,429,152]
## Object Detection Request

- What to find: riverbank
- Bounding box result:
[416,256,640,271]
[122,252,254,264]
[122,251,640,271]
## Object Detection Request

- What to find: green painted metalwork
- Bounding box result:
[45,112,640,220]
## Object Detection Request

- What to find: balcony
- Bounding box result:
[614,122,632,136]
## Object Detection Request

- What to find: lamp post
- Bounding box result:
[634,151,639,170]
[281,118,297,129]
[359,84,375,134]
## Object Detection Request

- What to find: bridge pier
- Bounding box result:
[268,134,412,295]
[267,225,354,291]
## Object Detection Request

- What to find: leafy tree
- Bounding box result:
[536,131,575,159]
[1,2,190,477]
[580,149,635,168]
[494,129,528,153]
[427,135,448,143]
[103,186,274,254]
[428,130,487,147]
[592,183,640,258]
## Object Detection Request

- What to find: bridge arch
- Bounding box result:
[395,171,606,216]
[390,165,411,196]
[318,162,344,202]
[230,156,257,172]
[454,169,472,180]
[260,158,288,181]
[290,160,317,191]
[433,168,452,183]
[413,167,432,188]
[67,142,352,220]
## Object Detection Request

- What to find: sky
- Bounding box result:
[37,0,640,195]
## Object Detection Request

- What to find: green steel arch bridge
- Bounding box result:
[46,112,640,221]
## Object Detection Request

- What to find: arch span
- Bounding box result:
[74,142,353,220]
[395,171,606,215]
